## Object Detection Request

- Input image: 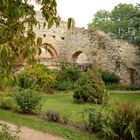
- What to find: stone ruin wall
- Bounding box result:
[34,12,140,85]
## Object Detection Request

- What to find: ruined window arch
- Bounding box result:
[39,44,59,65]
[40,48,52,59]
[71,51,89,64]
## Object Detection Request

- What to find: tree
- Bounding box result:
[88,10,114,33]
[111,3,139,41]
[130,4,140,46]
[0,0,74,85]
[88,3,140,44]
[132,4,140,68]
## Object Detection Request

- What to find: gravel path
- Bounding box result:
[0,121,66,140]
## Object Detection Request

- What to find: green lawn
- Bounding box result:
[0,91,140,140]
[109,92,140,107]
[0,109,97,140]
[41,92,92,122]
[41,92,140,122]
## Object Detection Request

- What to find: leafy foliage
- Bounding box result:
[88,10,113,33]
[86,107,106,132]
[0,0,74,86]
[99,70,120,84]
[131,4,140,46]
[55,65,81,91]
[67,18,75,29]
[14,89,42,113]
[0,97,17,110]
[110,101,140,140]
[85,101,140,140]
[0,0,37,80]
[88,3,140,45]
[135,117,140,139]
[17,63,56,93]
[55,79,73,91]
[73,68,109,104]
[127,85,140,91]
[99,102,140,140]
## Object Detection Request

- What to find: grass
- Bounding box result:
[41,92,93,122]
[41,92,140,122]
[0,109,97,140]
[0,91,140,140]
[109,92,140,107]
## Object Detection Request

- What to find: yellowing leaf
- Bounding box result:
[67,18,75,30]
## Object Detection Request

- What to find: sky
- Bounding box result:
[31,0,139,28]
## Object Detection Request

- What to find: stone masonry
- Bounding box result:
[34,12,140,85]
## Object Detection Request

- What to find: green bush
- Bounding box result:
[135,117,140,139]
[73,68,109,104]
[86,107,105,132]
[18,76,32,89]
[65,66,81,83]
[0,123,20,140]
[99,70,120,84]
[0,90,13,97]
[55,65,81,91]
[16,64,56,93]
[73,89,89,102]
[84,101,140,140]
[14,89,41,113]
[99,101,140,140]
[110,101,140,140]
[55,80,73,91]
[0,97,17,110]
[127,85,140,91]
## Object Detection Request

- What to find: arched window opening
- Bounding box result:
[71,51,89,64]
[39,44,59,66]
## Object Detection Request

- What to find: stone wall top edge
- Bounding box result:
[35,11,138,48]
